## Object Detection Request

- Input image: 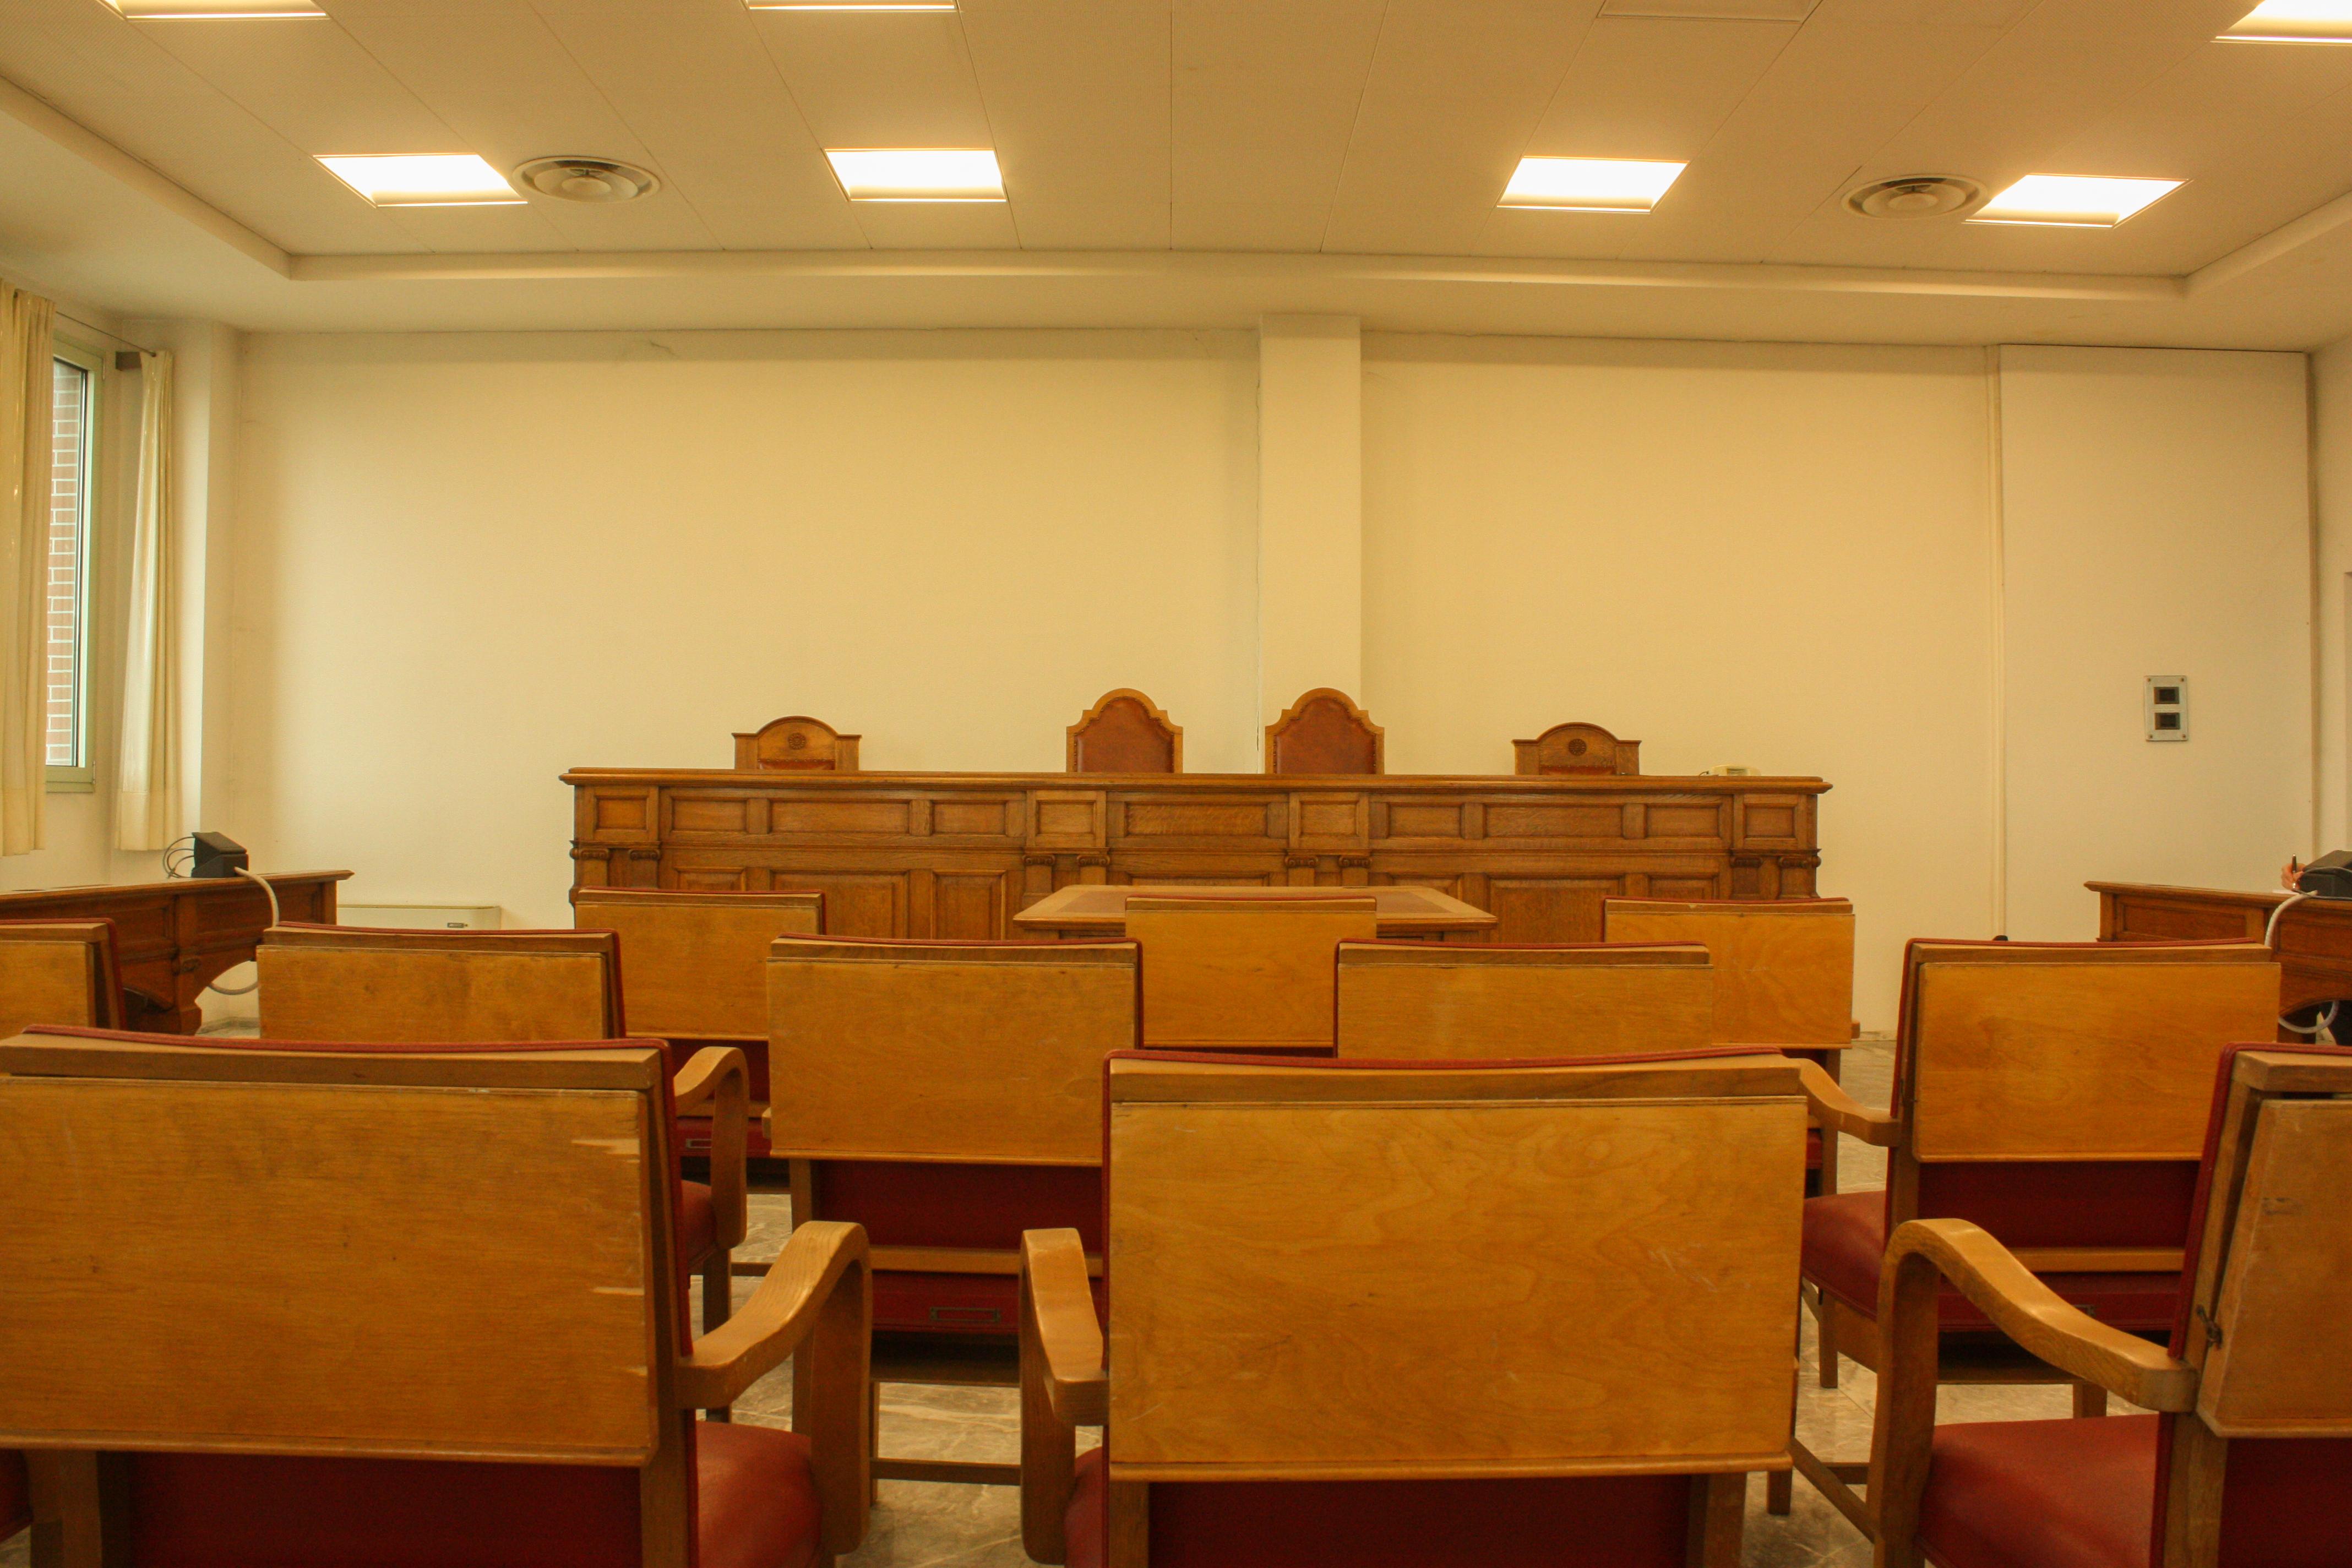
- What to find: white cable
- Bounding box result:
[202,867,282,998]
[2266,889,2309,947]
[2265,889,2338,1042]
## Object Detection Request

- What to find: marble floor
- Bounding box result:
[2,1039,2108,1568]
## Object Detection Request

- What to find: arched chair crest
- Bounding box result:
[1515,722,1641,776]
[1264,689,1383,776]
[734,715,861,772]
[1068,689,1182,774]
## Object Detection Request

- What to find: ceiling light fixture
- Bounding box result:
[317,154,526,208]
[106,0,325,14]
[2222,1,2352,41]
[1967,174,2181,227]
[826,148,1004,202]
[748,3,956,10]
[1499,157,1687,213]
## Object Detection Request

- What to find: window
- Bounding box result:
[47,347,97,790]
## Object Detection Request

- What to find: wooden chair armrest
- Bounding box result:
[1021,1228,1106,1565]
[672,1046,748,1249]
[679,1220,870,1557]
[1869,1218,2198,1568]
[1795,1059,1902,1147]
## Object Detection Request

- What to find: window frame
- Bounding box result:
[45,338,100,794]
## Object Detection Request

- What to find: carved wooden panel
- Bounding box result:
[733,715,859,772]
[1069,689,1182,774]
[1265,690,1383,776]
[767,873,906,938]
[1512,722,1641,776]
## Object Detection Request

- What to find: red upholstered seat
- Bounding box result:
[1913,1415,2155,1568]
[818,1159,1102,1336]
[118,1423,819,1568]
[1064,1446,1694,1568]
[1802,1191,2181,1333]
[1,1449,28,1543]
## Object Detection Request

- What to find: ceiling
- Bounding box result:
[10,0,2352,346]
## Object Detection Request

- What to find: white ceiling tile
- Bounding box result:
[1526,17,1796,158]
[751,9,991,148]
[1172,0,1385,209]
[372,200,574,253]
[1011,200,1172,251]
[128,13,459,154]
[1171,202,1332,252]
[530,3,869,248]
[1321,0,1603,254]
[848,199,1019,249]
[962,0,1168,219]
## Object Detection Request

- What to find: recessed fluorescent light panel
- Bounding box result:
[1499,157,1686,213]
[317,155,525,207]
[749,3,956,9]
[1968,174,2181,227]
[2224,2,2352,41]
[1598,1,1818,18]
[826,148,1004,202]
[107,0,324,14]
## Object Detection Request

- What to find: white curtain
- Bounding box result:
[118,350,178,851]
[0,281,54,856]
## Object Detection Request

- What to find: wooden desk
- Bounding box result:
[0,872,349,1032]
[2092,880,2343,1021]
[1017,882,1495,939]
[564,769,1828,944]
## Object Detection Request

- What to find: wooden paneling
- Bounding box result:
[1103,1057,1805,1479]
[564,770,1829,945]
[1604,899,1853,1047]
[1334,940,1713,1060]
[1126,897,1379,1052]
[2095,880,2352,1019]
[571,888,822,1038]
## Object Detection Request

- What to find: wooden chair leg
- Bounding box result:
[1766,1467,1793,1515]
[869,1378,881,1506]
[1106,1480,1149,1568]
[2072,1381,2109,1418]
[700,1253,733,1421]
[1817,1301,1841,1389]
[1685,1473,1745,1567]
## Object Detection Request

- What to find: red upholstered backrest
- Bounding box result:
[14,1027,696,1568]
[2149,1043,2352,1568]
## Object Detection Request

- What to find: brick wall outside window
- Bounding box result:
[48,358,90,770]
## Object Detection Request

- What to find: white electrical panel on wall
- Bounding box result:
[2144,677,2188,742]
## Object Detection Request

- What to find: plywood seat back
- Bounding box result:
[1333,940,1713,1059]
[573,887,822,1039]
[0,919,122,1039]
[1102,1050,1809,1483]
[1125,896,1378,1053]
[0,1028,677,1471]
[258,924,622,1043]
[1603,897,1853,1047]
[766,936,1140,1166]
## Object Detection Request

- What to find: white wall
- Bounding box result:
[2314,337,2352,856]
[222,326,2320,1031]
[225,330,1260,925]
[1997,347,2312,939]
[1361,336,1999,1027]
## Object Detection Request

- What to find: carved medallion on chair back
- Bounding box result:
[734,714,862,772]
[1264,689,1383,776]
[1513,722,1641,776]
[1069,690,1183,774]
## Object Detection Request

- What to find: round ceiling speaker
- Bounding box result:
[515,157,660,204]
[1842,175,1984,220]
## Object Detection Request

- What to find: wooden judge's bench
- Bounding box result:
[565,706,1832,945]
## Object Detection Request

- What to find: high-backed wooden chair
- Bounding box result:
[257,924,752,1351]
[1264,689,1382,775]
[1513,721,1641,776]
[1333,939,1713,1059]
[1604,897,1855,1194]
[1068,690,1182,774]
[734,714,861,772]
[1020,1049,1810,1567]
[1870,1046,2352,1568]
[1125,894,1378,1053]
[0,918,123,1036]
[573,886,824,1157]
[769,935,1141,1487]
[0,1027,870,1568]
[1784,938,2281,1533]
